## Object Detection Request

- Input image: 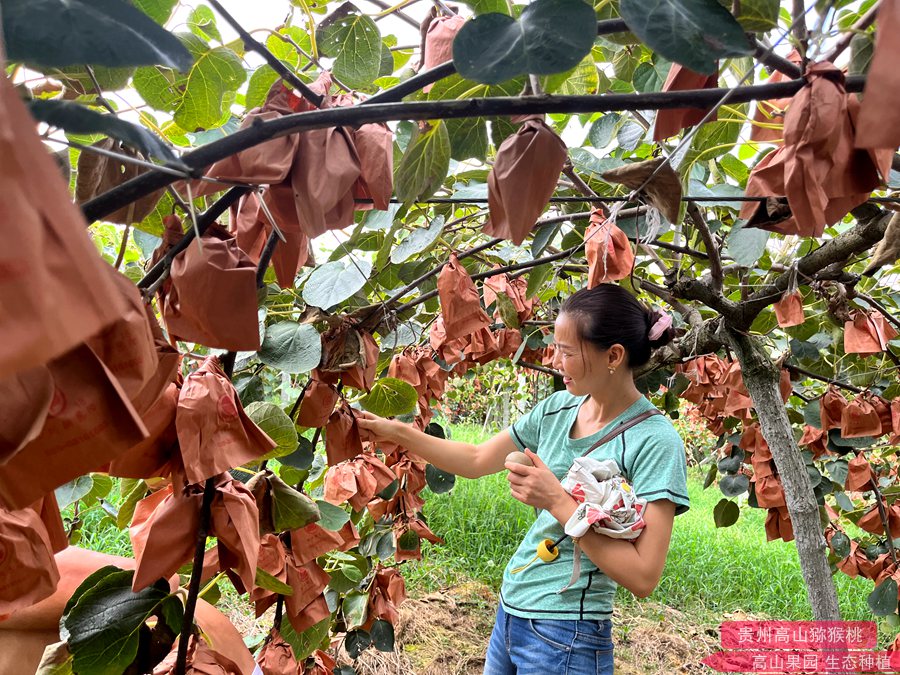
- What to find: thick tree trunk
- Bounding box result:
[727,328,841,621]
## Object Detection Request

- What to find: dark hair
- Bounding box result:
[560,284,675,368]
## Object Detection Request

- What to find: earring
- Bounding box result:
[608,367,615,375]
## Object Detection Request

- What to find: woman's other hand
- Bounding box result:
[505,450,573,515]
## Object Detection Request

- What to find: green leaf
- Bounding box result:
[2,0,193,70]
[255,568,295,596]
[828,429,877,449]
[62,566,122,623]
[343,592,369,630]
[391,216,445,264]
[542,55,600,95]
[725,221,769,267]
[56,475,94,509]
[173,35,246,132]
[281,618,331,661]
[462,0,510,14]
[447,118,489,162]
[315,500,351,530]
[316,3,382,89]
[64,571,178,675]
[425,464,456,494]
[801,399,822,429]
[280,438,315,470]
[632,59,670,93]
[371,619,395,652]
[133,66,181,112]
[81,474,113,508]
[495,293,521,329]
[117,479,148,529]
[868,577,898,616]
[718,473,749,497]
[588,113,621,149]
[830,531,851,559]
[360,378,419,417]
[270,473,321,530]
[245,66,281,111]
[713,498,739,528]
[734,0,779,32]
[187,5,222,43]
[849,32,875,77]
[395,122,451,203]
[619,0,752,75]
[246,402,299,460]
[345,629,370,658]
[716,448,744,474]
[27,100,178,162]
[234,374,265,407]
[258,322,322,374]
[824,459,849,487]
[452,0,597,85]
[133,0,179,25]
[302,258,373,309]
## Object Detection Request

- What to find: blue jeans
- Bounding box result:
[484,604,614,674]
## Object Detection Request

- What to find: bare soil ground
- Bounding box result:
[351,583,724,675]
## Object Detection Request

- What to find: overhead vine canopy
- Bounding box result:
[4,0,900,672]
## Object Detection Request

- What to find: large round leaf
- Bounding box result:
[316,4,382,90]
[245,402,298,460]
[452,0,596,85]
[868,577,899,616]
[394,122,451,204]
[619,0,752,76]
[360,378,418,417]
[258,322,322,373]
[719,473,749,497]
[391,216,445,264]
[713,498,739,528]
[302,259,373,309]
[3,0,192,70]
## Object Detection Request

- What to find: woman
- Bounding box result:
[358,285,690,674]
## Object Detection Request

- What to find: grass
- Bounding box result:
[409,423,881,629]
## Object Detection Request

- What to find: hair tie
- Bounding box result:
[648,312,673,341]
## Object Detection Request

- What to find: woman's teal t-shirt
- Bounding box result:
[500,392,690,621]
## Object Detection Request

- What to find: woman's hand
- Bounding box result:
[505,450,574,515]
[355,411,405,444]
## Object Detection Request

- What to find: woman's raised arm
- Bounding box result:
[356,412,519,479]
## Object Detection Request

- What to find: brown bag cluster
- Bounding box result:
[855,0,900,151]
[154,220,261,352]
[324,453,397,511]
[130,471,259,592]
[251,534,331,634]
[483,271,534,324]
[585,209,635,286]
[678,355,791,436]
[212,77,393,289]
[653,63,718,141]
[421,14,466,91]
[750,51,802,144]
[176,357,276,485]
[485,116,567,245]
[75,138,164,224]
[0,71,129,378]
[601,158,682,225]
[742,62,892,237]
[844,310,898,355]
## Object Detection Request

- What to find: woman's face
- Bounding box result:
[552,312,607,395]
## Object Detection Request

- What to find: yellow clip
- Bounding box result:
[511,539,559,573]
[621,482,631,492]
[537,539,559,562]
